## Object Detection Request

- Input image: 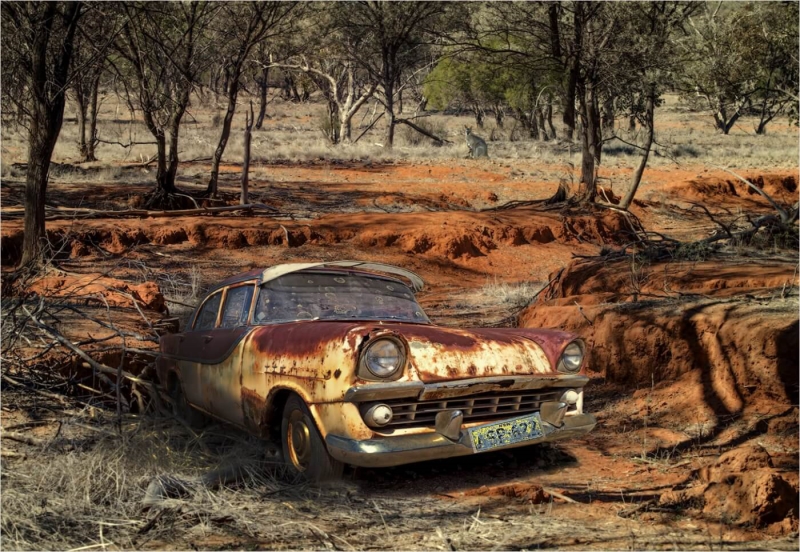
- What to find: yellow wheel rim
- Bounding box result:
[286,409,311,471]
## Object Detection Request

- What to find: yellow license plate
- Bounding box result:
[468,413,544,452]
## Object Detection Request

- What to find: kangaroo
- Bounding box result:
[464,126,488,158]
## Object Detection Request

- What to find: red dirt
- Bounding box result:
[0,208,630,269]
[27,273,166,313]
[519,256,799,535]
[2,161,798,545]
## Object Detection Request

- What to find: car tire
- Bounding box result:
[169,377,207,429]
[281,395,344,482]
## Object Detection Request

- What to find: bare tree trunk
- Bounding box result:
[153,132,169,192]
[602,96,614,131]
[241,102,253,205]
[529,107,539,139]
[384,79,395,148]
[166,118,181,193]
[494,105,504,128]
[22,141,55,267]
[20,2,82,267]
[563,3,583,141]
[339,114,351,143]
[546,98,557,139]
[84,74,100,161]
[714,105,742,135]
[86,74,100,161]
[579,79,601,202]
[536,107,548,141]
[255,65,269,130]
[76,93,88,161]
[620,89,655,210]
[207,78,240,196]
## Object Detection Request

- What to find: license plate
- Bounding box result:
[468,413,544,452]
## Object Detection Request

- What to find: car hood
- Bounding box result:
[381,323,575,382]
[248,321,578,384]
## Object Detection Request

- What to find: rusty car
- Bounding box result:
[156,261,597,480]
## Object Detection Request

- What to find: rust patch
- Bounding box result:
[251,321,363,359]
[334,369,342,378]
[241,387,267,433]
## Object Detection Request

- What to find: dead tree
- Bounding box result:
[113,2,218,206]
[206,2,297,198]
[1,2,84,266]
[241,102,254,205]
[333,1,447,149]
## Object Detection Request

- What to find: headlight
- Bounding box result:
[558,340,585,373]
[362,338,405,378]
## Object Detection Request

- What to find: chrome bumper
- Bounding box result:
[326,412,597,468]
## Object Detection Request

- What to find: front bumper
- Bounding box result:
[326,412,597,468]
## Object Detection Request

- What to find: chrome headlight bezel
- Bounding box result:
[358,336,407,380]
[557,339,585,373]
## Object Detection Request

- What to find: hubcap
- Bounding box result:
[286,409,311,471]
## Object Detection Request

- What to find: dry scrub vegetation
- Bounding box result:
[2,8,799,546]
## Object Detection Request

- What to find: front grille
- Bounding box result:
[369,388,574,429]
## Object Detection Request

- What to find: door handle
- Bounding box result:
[203,335,214,343]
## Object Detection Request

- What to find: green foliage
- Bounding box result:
[424,56,511,110]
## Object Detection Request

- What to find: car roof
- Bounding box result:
[213,261,424,293]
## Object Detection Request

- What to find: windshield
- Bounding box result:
[252,272,430,324]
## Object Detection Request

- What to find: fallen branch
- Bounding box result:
[688,202,733,240]
[1,430,46,447]
[396,118,452,144]
[542,487,579,504]
[713,166,791,222]
[21,306,160,398]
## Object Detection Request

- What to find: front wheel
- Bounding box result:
[281,395,344,482]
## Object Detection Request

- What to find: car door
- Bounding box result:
[199,282,256,425]
[177,289,223,409]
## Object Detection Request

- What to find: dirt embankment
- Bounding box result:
[519,257,798,392]
[27,273,166,312]
[519,256,799,533]
[662,173,797,209]
[1,208,631,267]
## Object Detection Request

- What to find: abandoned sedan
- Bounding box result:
[157,261,596,480]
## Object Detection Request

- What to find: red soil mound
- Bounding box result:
[1,208,632,266]
[27,273,166,313]
[464,483,550,504]
[519,257,798,393]
[519,256,799,532]
[663,172,798,209]
[660,444,799,532]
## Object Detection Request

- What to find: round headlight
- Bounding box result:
[559,341,585,373]
[364,338,405,378]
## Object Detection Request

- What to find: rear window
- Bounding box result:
[253,272,429,324]
[194,292,222,330]
[220,284,255,328]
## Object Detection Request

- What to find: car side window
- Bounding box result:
[220,284,255,328]
[194,292,222,331]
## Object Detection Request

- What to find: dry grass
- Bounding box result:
[0,403,286,550]
[2,92,795,176]
[475,279,547,310]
